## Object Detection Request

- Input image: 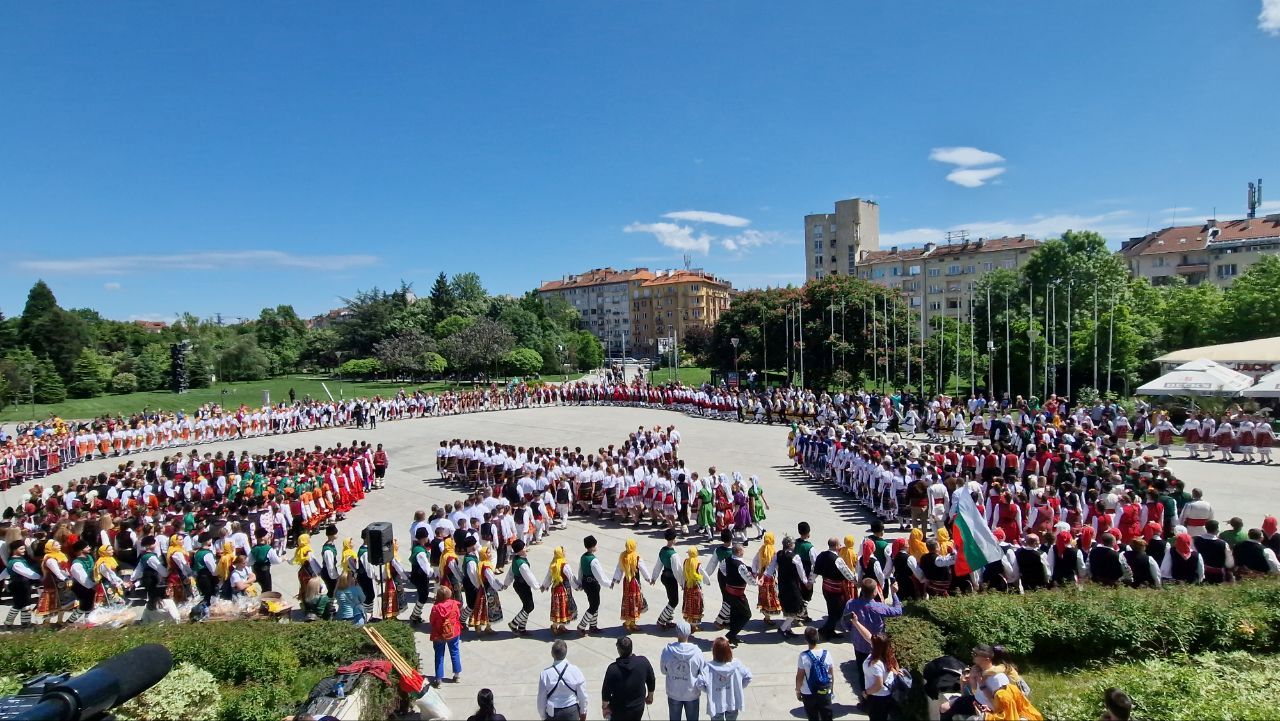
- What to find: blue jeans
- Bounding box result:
[433,638,461,679]
[668,697,699,721]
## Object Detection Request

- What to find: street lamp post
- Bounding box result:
[730,337,740,387]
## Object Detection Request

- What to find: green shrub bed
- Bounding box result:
[1025,652,1280,720]
[0,621,419,721]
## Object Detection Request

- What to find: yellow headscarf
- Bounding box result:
[94,544,118,583]
[755,531,777,570]
[937,527,954,556]
[550,546,567,585]
[166,534,186,561]
[43,540,68,566]
[838,534,858,569]
[341,538,358,569]
[438,537,458,579]
[216,541,236,581]
[683,547,702,586]
[619,538,640,579]
[478,545,494,581]
[391,540,401,563]
[293,534,312,565]
[908,528,928,561]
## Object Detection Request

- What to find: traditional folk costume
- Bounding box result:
[37,541,74,623]
[722,552,754,646]
[837,535,860,605]
[67,550,97,623]
[293,535,321,603]
[613,539,650,632]
[504,541,539,634]
[753,532,782,622]
[4,551,40,628]
[654,543,680,628]
[678,547,708,626]
[544,546,578,633]
[407,537,434,624]
[576,538,612,634]
[466,545,503,632]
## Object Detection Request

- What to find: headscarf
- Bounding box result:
[43,540,68,567]
[438,537,458,579]
[550,546,567,585]
[341,538,358,569]
[891,538,908,557]
[216,540,236,581]
[94,544,118,583]
[683,547,703,586]
[1054,530,1073,556]
[478,544,494,581]
[908,528,928,561]
[988,684,1045,721]
[838,535,858,569]
[860,539,877,569]
[936,527,954,556]
[166,534,186,561]
[755,531,777,570]
[1079,526,1096,552]
[619,538,640,579]
[1142,521,1163,543]
[1174,532,1194,560]
[992,528,1006,543]
[1264,516,1278,538]
[293,534,312,565]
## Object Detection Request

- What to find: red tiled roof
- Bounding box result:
[538,267,654,292]
[1123,216,1280,257]
[640,270,732,288]
[860,235,1039,264]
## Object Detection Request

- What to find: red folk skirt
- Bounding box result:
[620,577,648,621]
[550,583,578,624]
[757,575,782,614]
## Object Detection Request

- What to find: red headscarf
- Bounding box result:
[1142,522,1163,543]
[1079,526,1096,552]
[1054,530,1073,555]
[992,528,1006,542]
[891,538,908,556]
[1264,516,1279,538]
[860,539,877,568]
[1174,532,1194,560]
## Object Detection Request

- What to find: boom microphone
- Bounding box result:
[14,644,173,721]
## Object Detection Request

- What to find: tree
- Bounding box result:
[0,310,19,356]
[422,351,447,376]
[111,372,139,395]
[503,348,543,376]
[435,314,474,339]
[17,280,89,380]
[497,306,542,347]
[439,318,515,378]
[1155,277,1223,350]
[374,330,436,377]
[337,358,381,379]
[33,357,66,403]
[134,343,171,392]
[254,305,307,374]
[68,349,107,398]
[681,324,714,363]
[1223,255,1280,341]
[218,335,271,381]
[428,273,457,327]
[573,331,604,371]
[186,351,212,388]
[449,272,489,317]
[336,285,417,358]
[300,328,340,370]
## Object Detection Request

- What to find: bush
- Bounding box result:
[885,616,946,672]
[111,372,139,394]
[116,662,220,721]
[1029,652,1280,721]
[336,358,381,379]
[503,347,543,377]
[216,682,294,721]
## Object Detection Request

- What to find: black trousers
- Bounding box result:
[801,693,833,721]
[196,571,218,603]
[584,581,601,615]
[725,592,751,641]
[73,584,95,613]
[820,588,844,636]
[254,563,273,593]
[661,572,679,608]
[321,571,337,597]
[514,583,535,614]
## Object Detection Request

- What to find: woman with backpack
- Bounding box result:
[862,633,910,721]
[795,626,834,721]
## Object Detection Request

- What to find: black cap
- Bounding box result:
[584,535,597,549]
[512,540,526,553]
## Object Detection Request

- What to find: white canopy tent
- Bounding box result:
[1242,367,1280,398]
[1136,358,1254,397]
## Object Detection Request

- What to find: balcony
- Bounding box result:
[1175,263,1209,274]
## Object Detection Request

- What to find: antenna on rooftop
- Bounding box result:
[1249,179,1261,219]
[944,230,968,245]
[683,253,692,270]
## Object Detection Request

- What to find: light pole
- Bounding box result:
[730,337,740,388]
[557,344,566,383]
[23,363,35,422]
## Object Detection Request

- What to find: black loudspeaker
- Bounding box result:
[365,521,393,565]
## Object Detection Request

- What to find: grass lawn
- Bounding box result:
[645,366,713,386]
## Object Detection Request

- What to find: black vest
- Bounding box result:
[1234,541,1271,574]
[1147,538,1166,567]
[813,550,840,581]
[892,552,917,596]
[1169,551,1200,582]
[919,553,951,583]
[1015,548,1048,590]
[1194,536,1228,569]
[1124,550,1156,587]
[1051,548,1078,583]
[1088,547,1124,585]
[777,549,802,588]
[725,557,748,589]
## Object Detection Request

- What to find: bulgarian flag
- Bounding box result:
[950,492,1004,576]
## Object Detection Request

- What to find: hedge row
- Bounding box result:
[886,579,1280,671]
[0,621,419,721]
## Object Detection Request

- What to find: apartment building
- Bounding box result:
[630,269,734,357]
[1120,214,1280,288]
[537,267,654,356]
[856,235,1040,334]
[804,198,881,281]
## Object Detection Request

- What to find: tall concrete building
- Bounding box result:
[537,267,654,356]
[804,198,881,281]
[856,235,1041,335]
[1120,214,1280,288]
[630,269,734,357]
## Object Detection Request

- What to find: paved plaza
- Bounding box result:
[5,404,1280,719]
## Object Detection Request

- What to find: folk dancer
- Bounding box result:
[576,536,614,635]
[407,527,435,624]
[4,541,40,628]
[654,529,681,629]
[677,546,710,632]
[542,546,578,635]
[752,531,783,625]
[504,539,540,635]
[722,543,755,647]
[466,544,503,634]
[613,538,650,632]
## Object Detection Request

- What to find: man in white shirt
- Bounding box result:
[537,639,589,721]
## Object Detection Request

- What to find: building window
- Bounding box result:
[813,239,823,251]
[947,265,961,275]
[816,256,823,265]
[813,226,823,237]
[928,301,942,310]
[1218,264,1238,278]
[908,265,921,276]
[1153,256,1166,267]
[815,270,824,280]
[874,270,885,279]
[891,267,901,276]
[982,262,993,271]
[829,224,836,233]
[1003,260,1015,269]
[928,284,942,294]
[928,268,940,277]
[965,265,976,274]
[947,298,962,310]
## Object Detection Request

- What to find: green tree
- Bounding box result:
[449,272,489,317]
[134,344,171,391]
[1223,255,1280,341]
[17,280,90,380]
[439,318,515,378]
[497,306,542,347]
[435,314,474,339]
[300,328,340,370]
[503,348,543,376]
[0,310,20,355]
[422,351,447,375]
[218,335,271,381]
[1154,277,1223,350]
[186,351,212,388]
[573,331,604,371]
[428,272,457,327]
[111,372,139,395]
[337,358,381,379]
[254,305,307,374]
[33,357,66,403]
[374,330,436,377]
[68,348,107,398]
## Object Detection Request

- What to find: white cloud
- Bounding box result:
[661,210,751,227]
[881,210,1146,249]
[103,282,122,291]
[945,167,1007,188]
[18,250,379,275]
[1262,0,1280,35]
[623,222,712,254]
[720,229,785,253]
[929,146,1006,167]
[1159,207,1195,214]
[1259,200,1280,214]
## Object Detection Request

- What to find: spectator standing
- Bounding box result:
[430,586,463,687]
[537,639,589,721]
[861,634,910,721]
[661,620,706,721]
[795,626,835,721]
[696,637,752,721]
[466,688,506,721]
[843,578,902,705]
[601,636,656,721]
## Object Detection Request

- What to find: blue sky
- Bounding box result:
[3,2,1278,323]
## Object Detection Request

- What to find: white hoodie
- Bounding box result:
[660,641,706,703]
